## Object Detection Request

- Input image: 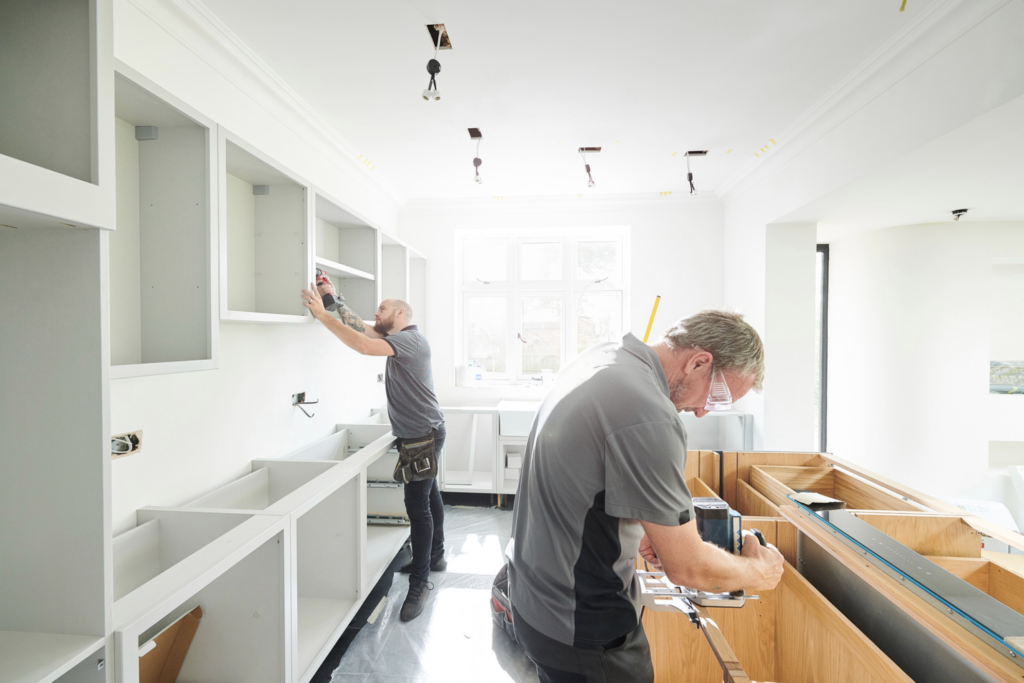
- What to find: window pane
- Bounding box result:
[577,241,621,282]
[577,292,622,353]
[466,296,506,372]
[521,295,562,374]
[519,241,563,281]
[464,240,507,284]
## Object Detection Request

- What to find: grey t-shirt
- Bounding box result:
[382,325,444,438]
[508,333,693,647]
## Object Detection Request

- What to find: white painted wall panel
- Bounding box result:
[829,222,1024,526]
[226,173,256,313]
[255,185,307,316]
[139,125,209,363]
[764,223,818,451]
[0,228,108,636]
[111,117,143,366]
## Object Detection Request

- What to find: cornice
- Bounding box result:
[718,0,1010,203]
[401,191,723,216]
[125,0,406,207]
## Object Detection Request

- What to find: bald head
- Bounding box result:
[374,298,414,335]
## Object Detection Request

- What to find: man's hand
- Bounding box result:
[316,273,336,297]
[302,284,327,320]
[639,534,662,570]
[739,530,784,591]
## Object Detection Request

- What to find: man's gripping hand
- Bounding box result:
[302,283,328,320]
[739,529,784,592]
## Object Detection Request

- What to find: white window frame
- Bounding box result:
[455,227,631,386]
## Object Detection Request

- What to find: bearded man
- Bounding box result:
[302,279,446,622]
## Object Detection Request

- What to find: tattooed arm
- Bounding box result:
[303,283,394,356]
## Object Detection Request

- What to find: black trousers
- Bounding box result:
[513,607,654,683]
[401,424,446,583]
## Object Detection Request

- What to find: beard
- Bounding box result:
[374,314,396,336]
[669,378,696,412]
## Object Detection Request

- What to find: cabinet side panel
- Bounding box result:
[139,126,208,363]
[0,228,107,635]
[226,173,256,312]
[0,0,92,181]
[255,185,306,316]
[110,116,143,365]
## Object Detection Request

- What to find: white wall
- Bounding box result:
[828,222,1024,525]
[397,197,724,407]
[764,223,818,451]
[723,1,1024,448]
[109,0,396,533]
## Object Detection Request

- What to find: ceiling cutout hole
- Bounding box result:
[427,24,451,49]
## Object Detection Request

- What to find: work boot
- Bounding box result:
[400,577,433,622]
[399,553,447,574]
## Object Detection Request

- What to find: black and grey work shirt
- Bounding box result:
[382,325,444,438]
[508,332,693,647]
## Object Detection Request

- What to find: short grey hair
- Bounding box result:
[661,310,764,390]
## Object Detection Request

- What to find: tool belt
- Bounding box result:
[393,431,438,483]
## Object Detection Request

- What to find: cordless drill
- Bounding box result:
[693,497,766,553]
[316,268,345,312]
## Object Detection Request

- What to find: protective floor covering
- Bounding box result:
[324,506,540,683]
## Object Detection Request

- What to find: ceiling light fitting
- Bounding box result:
[422,24,446,101]
[952,208,968,221]
[469,128,483,184]
[579,147,601,188]
[684,151,708,194]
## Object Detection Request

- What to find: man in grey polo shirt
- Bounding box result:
[508,310,784,683]
[302,280,445,622]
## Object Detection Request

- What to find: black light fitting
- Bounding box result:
[469,128,483,184]
[952,208,968,221]
[579,147,601,188]
[422,24,448,101]
[684,150,708,194]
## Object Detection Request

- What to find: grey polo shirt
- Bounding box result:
[508,332,693,647]
[382,325,444,438]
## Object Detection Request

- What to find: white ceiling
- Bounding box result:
[781,92,1024,242]
[200,0,939,200]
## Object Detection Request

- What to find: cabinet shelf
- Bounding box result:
[366,524,411,590]
[0,632,104,683]
[315,256,374,281]
[297,597,357,682]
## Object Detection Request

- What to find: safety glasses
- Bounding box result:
[704,365,733,412]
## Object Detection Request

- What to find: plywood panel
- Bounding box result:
[781,505,1024,683]
[699,451,720,495]
[776,565,912,683]
[644,588,776,683]
[741,518,777,547]
[684,450,701,484]
[722,451,738,508]
[823,454,961,514]
[989,565,1024,618]
[757,466,834,496]
[777,521,799,566]
[749,467,795,508]
[690,478,719,500]
[853,513,982,558]
[734,452,828,489]
[834,471,922,512]
[737,480,781,518]
[927,557,990,592]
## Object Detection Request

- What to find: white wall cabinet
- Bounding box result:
[220,130,312,323]
[314,192,378,321]
[381,235,408,302]
[0,228,111,683]
[0,0,115,232]
[109,66,218,378]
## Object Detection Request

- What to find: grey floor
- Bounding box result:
[328,506,541,683]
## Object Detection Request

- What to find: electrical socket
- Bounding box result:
[377,374,384,383]
[111,430,143,459]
